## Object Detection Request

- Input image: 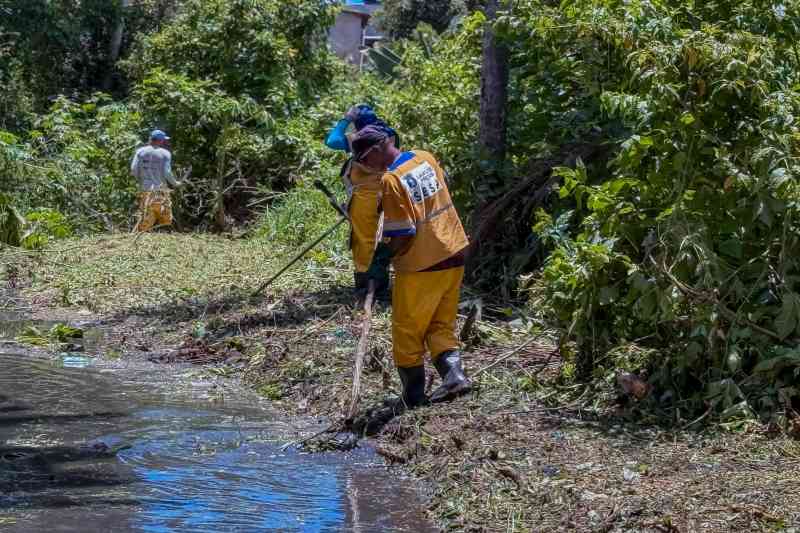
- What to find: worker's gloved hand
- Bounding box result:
[366,243,391,295]
[371,242,392,267]
[344,104,378,130]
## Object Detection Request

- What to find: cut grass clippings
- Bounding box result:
[11,231,350,314]
[4,233,800,532]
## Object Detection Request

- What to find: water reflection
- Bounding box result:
[0,349,434,532]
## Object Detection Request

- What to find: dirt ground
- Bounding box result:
[4,233,800,532]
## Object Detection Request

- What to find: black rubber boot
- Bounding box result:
[355,366,427,436]
[430,350,472,403]
[398,365,428,408]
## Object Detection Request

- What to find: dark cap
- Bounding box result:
[353,104,378,130]
[351,124,390,162]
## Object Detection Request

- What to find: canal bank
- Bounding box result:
[5,233,800,532]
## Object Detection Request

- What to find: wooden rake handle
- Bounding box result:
[250,182,350,297]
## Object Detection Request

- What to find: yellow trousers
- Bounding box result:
[134,191,173,232]
[392,267,464,368]
[349,187,382,272]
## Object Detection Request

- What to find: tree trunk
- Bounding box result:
[478,0,508,164]
[102,0,129,92]
[467,0,509,279]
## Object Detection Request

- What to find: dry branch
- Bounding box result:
[346,280,376,420]
[474,333,548,377]
[468,140,609,280]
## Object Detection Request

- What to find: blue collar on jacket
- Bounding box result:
[389,151,415,171]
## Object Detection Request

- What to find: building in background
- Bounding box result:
[328,0,383,67]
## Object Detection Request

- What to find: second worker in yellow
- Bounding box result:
[324,104,395,296]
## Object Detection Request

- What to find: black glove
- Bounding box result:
[366,243,391,289]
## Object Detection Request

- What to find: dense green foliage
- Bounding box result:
[352,0,800,418]
[377,0,474,38]
[513,0,800,417]
[123,0,335,107]
[120,0,337,227]
[1,0,341,232]
[366,15,484,202]
[0,0,180,128]
[3,0,800,419]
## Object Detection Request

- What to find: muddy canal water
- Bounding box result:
[0,318,434,532]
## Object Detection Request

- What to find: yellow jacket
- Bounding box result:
[381,150,469,273]
[342,161,384,272]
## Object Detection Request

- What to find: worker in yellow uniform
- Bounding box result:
[131,129,181,232]
[350,125,472,408]
[325,105,397,296]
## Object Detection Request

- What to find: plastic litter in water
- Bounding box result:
[60,353,93,368]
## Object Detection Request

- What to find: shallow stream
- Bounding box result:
[0,315,434,532]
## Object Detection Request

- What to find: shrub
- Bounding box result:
[516,0,800,416]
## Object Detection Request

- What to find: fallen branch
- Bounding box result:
[649,255,782,341]
[717,305,781,341]
[280,422,339,451]
[290,306,344,345]
[730,505,782,523]
[491,386,591,418]
[473,333,547,377]
[495,465,523,486]
[375,445,407,464]
[681,403,715,430]
[346,279,376,421]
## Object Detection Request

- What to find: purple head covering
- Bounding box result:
[350,125,391,163]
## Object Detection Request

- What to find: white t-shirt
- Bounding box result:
[131,145,176,191]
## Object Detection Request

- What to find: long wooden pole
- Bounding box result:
[255,179,377,421]
[314,179,379,420]
[251,180,350,298]
[251,217,347,297]
[346,279,376,420]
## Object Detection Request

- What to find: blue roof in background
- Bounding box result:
[340,0,381,18]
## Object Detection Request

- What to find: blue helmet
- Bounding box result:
[351,105,401,150]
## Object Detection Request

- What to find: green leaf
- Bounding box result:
[720,401,753,422]
[192,322,207,339]
[770,167,790,188]
[49,324,83,342]
[727,348,742,373]
[719,238,742,259]
[753,352,800,374]
[599,285,619,305]
[775,293,800,340]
